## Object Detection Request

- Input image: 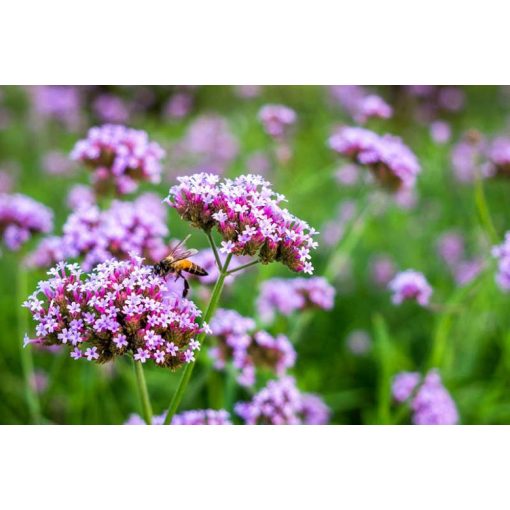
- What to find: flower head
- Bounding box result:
[23,255,203,369]
[388,270,432,306]
[166,173,318,274]
[70,124,165,195]
[492,232,510,291]
[258,104,297,139]
[125,409,231,425]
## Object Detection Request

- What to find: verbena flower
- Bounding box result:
[453,259,484,287]
[388,270,432,306]
[126,409,232,425]
[93,94,130,124]
[429,120,451,144]
[492,232,510,291]
[484,136,510,178]
[66,184,96,210]
[0,193,53,251]
[328,127,420,190]
[321,200,357,247]
[329,86,392,123]
[43,151,74,175]
[28,193,168,270]
[210,308,295,387]
[0,170,14,193]
[256,277,335,323]
[258,104,297,139]
[29,86,82,130]
[235,376,329,425]
[163,92,194,120]
[370,255,396,287]
[70,124,165,195]
[450,130,487,183]
[436,231,465,267]
[23,255,203,368]
[346,330,372,356]
[166,173,318,274]
[392,372,421,402]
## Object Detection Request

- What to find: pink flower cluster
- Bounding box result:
[257,276,335,323]
[30,86,82,130]
[27,193,168,270]
[484,136,510,177]
[492,232,510,291]
[70,124,165,195]
[209,308,296,387]
[126,409,231,425]
[235,376,330,425]
[23,256,203,368]
[258,104,297,138]
[0,193,53,251]
[392,370,459,425]
[330,86,393,123]
[328,127,420,190]
[388,270,432,307]
[166,173,318,274]
[450,130,487,183]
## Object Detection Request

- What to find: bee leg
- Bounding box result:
[182,276,190,298]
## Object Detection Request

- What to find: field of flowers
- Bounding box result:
[1,85,509,425]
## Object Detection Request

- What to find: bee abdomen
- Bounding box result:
[183,262,208,276]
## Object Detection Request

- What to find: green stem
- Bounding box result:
[206,231,223,271]
[18,267,42,424]
[163,252,233,425]
[225,259,259,275]
[133,359,153,425]
[474,172,499,244]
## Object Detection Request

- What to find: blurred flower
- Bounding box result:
[0,193,53,251]
[126,409,231,425]
[30,370,49,394]
[429,120,451,144]
[66,184,96,210]
[235,376,329,425]
[258,104,297,139]
[42,151,74,176]
[71,124,165,195]
[346,330,372,355]
[329,86,392,123]
[370,254,396,287]
[210,308,295,387]
[436,231,465,267]
[93,94,130,123]
[257,277,335,323]
[355,95,393,123]
[406,86,465,122]
[450,130,487,183]
[453,258,484,286]
[334,164,360,186]
[23,255,203,368]
[25,236,71,269]
[321,200,357,247]
[234,85,262,99]
[329,127,420,190]
[0,170,14,193]
[163,92,193,119]
[29,86,82,130]
[492,232,510,291]
[166,173,319,274]
[246,151,271,176]
[392,372,421,402]
[484,136,510,178]
[388,270,432,306]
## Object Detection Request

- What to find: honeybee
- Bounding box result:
[153,235,208,298]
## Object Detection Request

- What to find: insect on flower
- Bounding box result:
[153,234,208,298]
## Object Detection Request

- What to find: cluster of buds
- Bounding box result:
[70,124,165,195]
[388,270,433,307]
[166,173,318,274]
[235,376,330,425]
[23,255,203,369]
[0,193,53,251]
[209,309,295,387]
[328,126,420,190]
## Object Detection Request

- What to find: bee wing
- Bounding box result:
[164,248,198,263]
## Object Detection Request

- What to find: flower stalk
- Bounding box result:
[133,358,153,425]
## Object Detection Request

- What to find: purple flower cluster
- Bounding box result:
[43,151,74,175]
[163,92,194,120]
[70,124,165,195]
[166,173,318,274]
[258,104,297,139]
[450,130,487,183]
[0,193,53,251]
[370,254,396,287]
[30,86,82,130]
[126,409,232,425]
[209,309,296,386]
[330,86,393,123]
[492,232,510,291]
[66,184,96,210]
[93,94,130,124]
[235,376,330,425]
[484,136,510,178]
[388,270,432,307]
[329,127,420,190]
[28,193,168,270]
[23,255,203,368]
[392,370,459,425]
[257,277,335,323]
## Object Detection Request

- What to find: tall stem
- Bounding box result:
[474,173,499,244]
[163,252,233,425]
[18,267,42,424]
[133,359,153,425]
[206,231,223,271]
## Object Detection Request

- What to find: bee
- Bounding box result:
[153,235,208,298]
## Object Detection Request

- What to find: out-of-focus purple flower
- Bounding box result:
[23,255,203,368]
[235,376,329,425]
[126,408,231,425]
[0,193,53,251]
[66,184,96,210]
[392,372,421,402]
[93,94,130,123]
[329,127,420,190]
[30,370,49,394]
[437,231,465,267]
[163,92,193,119]
[346,330,372,356]
[234,85,262,99]
[166,173,319,274]
[388,270,432,306]
[437,87,465,112]
[0,170,14,193]
[258,104,297,139]
[70,124,165,195]
[246,151,271,176]
[29,86,82,130]
[453,259,484,286]
[484,136,510,178]
[321,200,357,247]
[406,86,465,122]
[210,308,295,387]
[451,130,487,183]
[393,187,418,210]
[492,232,510,291]
[410,370,459,425]
[355,95,393,123]
[429,120,451,144]
[370,254,396,287]
[42,151,74,175]
[334,164,359,186]
[24,236,71,269]
[257,277,335,323]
